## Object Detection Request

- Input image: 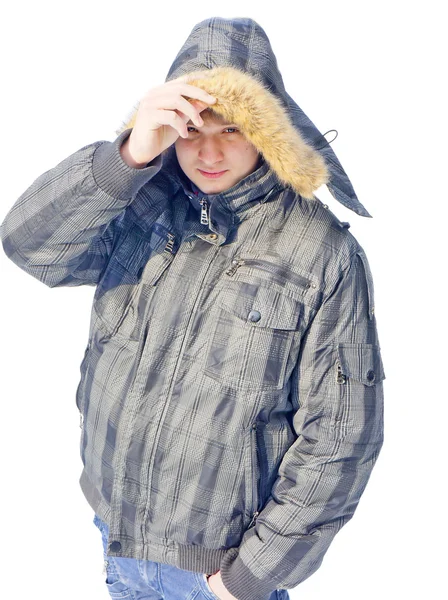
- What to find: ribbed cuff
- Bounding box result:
[92,128,163,201]
[219,542,276,600]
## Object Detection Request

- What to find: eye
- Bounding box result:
[186,126,198,133]
[224,127,239,134]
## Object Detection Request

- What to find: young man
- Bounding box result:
[0,17,385,600]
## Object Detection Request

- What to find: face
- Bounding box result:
[174,111,260,194]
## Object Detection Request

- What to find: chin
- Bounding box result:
[200,183,230,194]
[193,178,229,193]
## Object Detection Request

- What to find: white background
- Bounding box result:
[0,1,446,599]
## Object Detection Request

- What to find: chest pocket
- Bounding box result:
[204,280,305,391]
[93,223,174,340]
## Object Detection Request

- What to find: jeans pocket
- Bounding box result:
[106,573,134,600]
[200,573,221,600]
[104,559,134,599]
[93,516,134,599]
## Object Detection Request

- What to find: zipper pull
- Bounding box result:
[164,232,175,254]
[248,511,259,529]
[336,363,347,384]
[200,199,209,225]
[225,257,245,276]
[79,413,84,429]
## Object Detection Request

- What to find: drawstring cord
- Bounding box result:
[314,129,339,150]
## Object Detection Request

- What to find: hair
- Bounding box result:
[199,108,229,123]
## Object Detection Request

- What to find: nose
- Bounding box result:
[198,136,224,166]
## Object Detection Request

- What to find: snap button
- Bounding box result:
[248,310,261,322]
[366,369,375,382]
[208,233,218,240]
[109,541,122,552]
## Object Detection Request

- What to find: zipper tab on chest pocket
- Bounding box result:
[226,257,315,294]
[225,258,245,277]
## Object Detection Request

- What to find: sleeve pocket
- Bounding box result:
[331,342,385,442]
[337,342,386,385]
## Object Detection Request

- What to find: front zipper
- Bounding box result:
[143,245,220,532]
[226,257,314,293]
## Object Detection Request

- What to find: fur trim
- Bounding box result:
[117,66,329,199]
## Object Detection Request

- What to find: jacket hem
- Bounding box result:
[80,468,233,574]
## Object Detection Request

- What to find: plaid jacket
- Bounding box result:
[0,17,385,600]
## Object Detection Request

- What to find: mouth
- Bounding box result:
[198,169,228,179]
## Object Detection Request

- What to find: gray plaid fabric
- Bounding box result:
[0,17,385,600]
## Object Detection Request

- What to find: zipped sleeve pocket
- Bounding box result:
[331,343,386,442]
[337,343,386,386]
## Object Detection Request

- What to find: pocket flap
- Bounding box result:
[336,343,386,386]
[114,223,174,277]
[218,281,302,330]
[114,226,153,276]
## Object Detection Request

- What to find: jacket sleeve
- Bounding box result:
[219,247,386,600]
[0,128,165,288]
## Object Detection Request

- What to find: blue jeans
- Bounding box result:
[93,514,289,599]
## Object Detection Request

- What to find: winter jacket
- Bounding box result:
[0,17,385,600]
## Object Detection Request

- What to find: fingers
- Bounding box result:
[140,81,215,126]
[127,78,218,163]
[153,109,190,139]
[178,83,216,105]
[174,96,204,127]
[167,76,217,105]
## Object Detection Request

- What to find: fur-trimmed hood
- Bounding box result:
[117,17,371,217]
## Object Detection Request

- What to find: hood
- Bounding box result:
[117,17,371,217]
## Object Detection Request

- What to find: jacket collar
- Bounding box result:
[163,148,284,239]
